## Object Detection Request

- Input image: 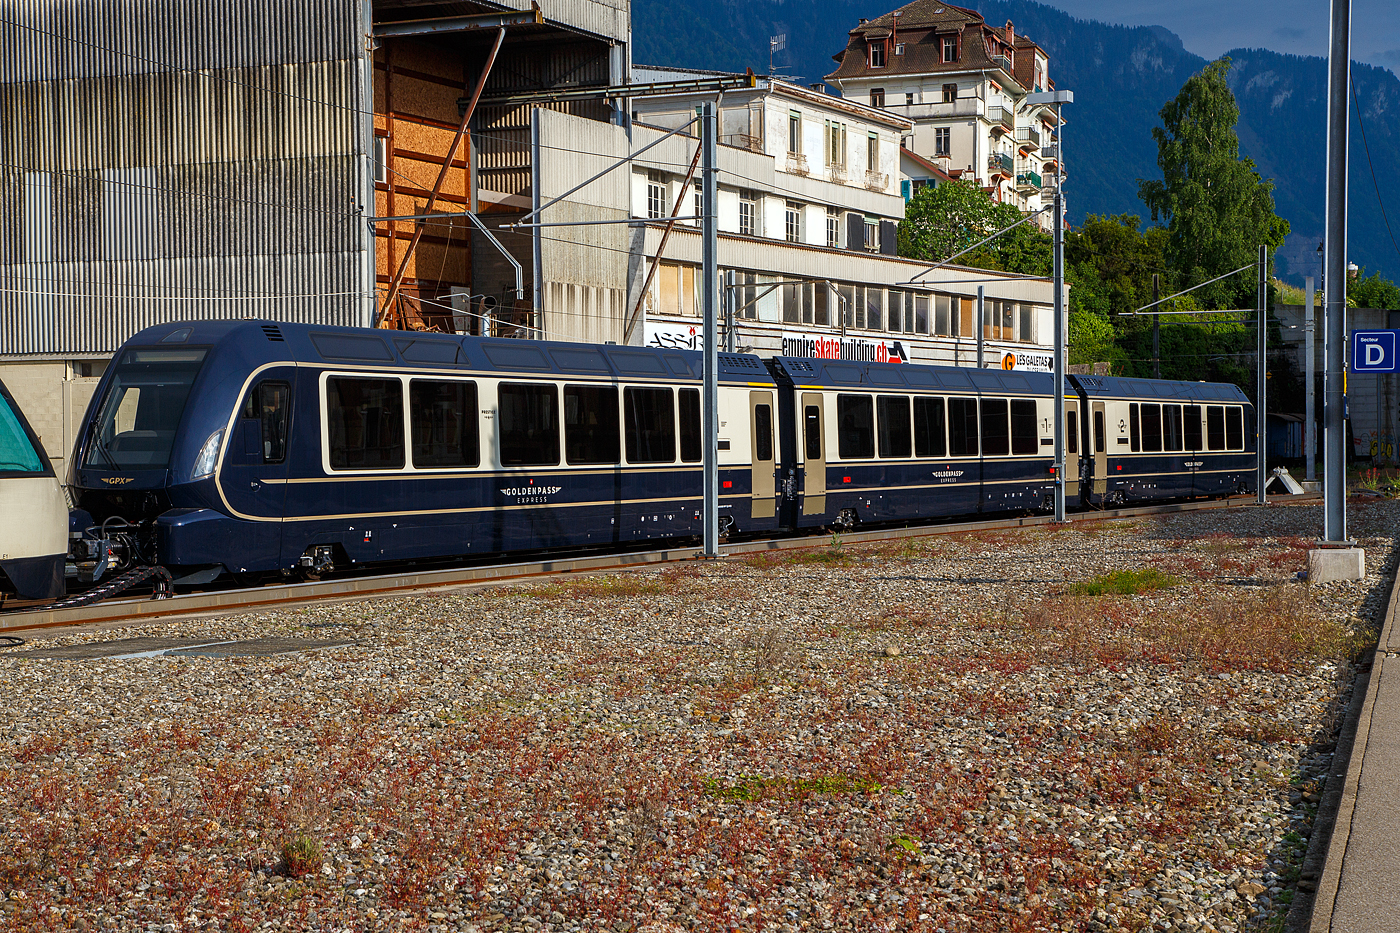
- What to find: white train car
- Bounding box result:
[0,377,68,601]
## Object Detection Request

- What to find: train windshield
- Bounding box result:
[82,348,208,471]
[0,387,44,474]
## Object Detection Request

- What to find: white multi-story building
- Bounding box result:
[825,2,1063,228]
[516,68,1058,367]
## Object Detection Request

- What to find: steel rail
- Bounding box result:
[0,493,1316,636]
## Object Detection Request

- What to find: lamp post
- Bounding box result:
[1025,89,1073,522]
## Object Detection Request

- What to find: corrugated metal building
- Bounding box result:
[0,0,629,474]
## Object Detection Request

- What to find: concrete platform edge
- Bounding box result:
[1289,561,1400,933]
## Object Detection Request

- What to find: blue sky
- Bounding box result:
[1041,0,1399,75]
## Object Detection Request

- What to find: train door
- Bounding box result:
[220,373,292,560]
[1063,400,1080,499]
[750,390,777,519]
[800,393,826,516]
[1090,401,1108,498]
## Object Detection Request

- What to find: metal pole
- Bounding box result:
[359,0,377,328]
[1052,115,1066,522]
[1152,274,1160,379]
[1305,275,1317,481]
[976,286,985,368]
[702,101,720,558]
[724,270,736,352]
[1257,245,1267,505]
[1323,0,1350,543]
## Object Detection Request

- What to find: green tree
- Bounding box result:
[1348,269,1400,309]
[1137,59,1290,309]
[898,180,1050,276]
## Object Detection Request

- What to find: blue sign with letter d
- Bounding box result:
[1351,330,1400,373]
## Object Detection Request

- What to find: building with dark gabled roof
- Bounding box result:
[825,2,1064,227]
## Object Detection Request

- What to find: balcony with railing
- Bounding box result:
[828,163,847,184]
[990,54,1014,74]
[988,151,1014,178]
[721,133,762,153]
[987,106,1014,134]
[1015,125,1041,153]
[1040,143,1059,164]
[1015,168,1043,191]
[864,170,889,191]
[888,97,985,120]
[784,151,809,176]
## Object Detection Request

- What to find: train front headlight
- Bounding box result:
[191,429,224,480]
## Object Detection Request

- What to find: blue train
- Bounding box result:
[64,320,1255,587]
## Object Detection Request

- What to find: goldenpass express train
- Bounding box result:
[0,377,68,600]
[62,320,1255,587]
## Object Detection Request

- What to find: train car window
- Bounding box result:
[551,348,611,373]
[877,396,912,458]
[0,389,44,474]
[1010,399,1037,454]
[1185,405,1203,450]
[312,333,393,362]
[498,383,559,466]
[82,348,208,471]
[1141,403,1163,453]
[625,387,675,463]
[1094,410,1105,453]
[610,350,669,375]
[981,398,1010,456]
[913,397,946,458]
[1164,405,1184,452]
[326,377,405,470]
[679,389,702,463]
[410,380,480,468]
[1206,406,1226,451]
[755,405,774,462]
[804,406,822,460]
[564,385,620,465]
[1067,411,1078,454]
[837,395,875,459]
[948,397,978,456]
[243,381,290,464]
[1226,406,1244,450]
[1129,404,1141,452]
[485,343,550,370]
[396,338,462,365]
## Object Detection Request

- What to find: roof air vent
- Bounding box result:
[261,324,285,342]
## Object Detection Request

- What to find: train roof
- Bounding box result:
[119,321,774,385]
[1069,374,1251,404]
[769,356,1055,394]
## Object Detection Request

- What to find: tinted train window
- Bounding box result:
[0,389,43,474]
[804,406,822,460]
[625,387,675,463]
[678,388,702,463]
[1185,406,1202,450]
[327,377,404,470]
[1164,404,1184,452]
[1010,399,1037,454]
[564,385,619,465]
[410,380,479,468]
[1067,409,1078,454]
[499,383,559,466]
[1226,406,1244,450]
[243,381,290,464]
[83,348,207,471]
[1141,403,1163,453]
[1207,405,1226,451]
[949,398,978,456]
[754,404,774,462]
[981,398,1009,456]
[877,396,911,458]
[1094,410,1105,453]
[1129,404,1141,452]
[837,395,874,459]
[913,397,946,458]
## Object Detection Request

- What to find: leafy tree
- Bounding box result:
[1137,59,1290,309]
[898,180,1050,276]
[1349,269,1400,309]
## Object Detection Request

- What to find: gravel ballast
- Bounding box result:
[0,500,1395,932]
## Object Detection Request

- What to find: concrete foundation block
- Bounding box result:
[1308,548,1366,583]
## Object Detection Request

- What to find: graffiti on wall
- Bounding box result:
[1354,429,1398,463]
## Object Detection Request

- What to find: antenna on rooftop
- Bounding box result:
[769,33,787,75]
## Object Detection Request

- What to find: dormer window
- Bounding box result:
[942,36,957,62]
[869,41,886,68]
[870,88,885,108]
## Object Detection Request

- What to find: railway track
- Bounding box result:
[0,493,1316,637]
